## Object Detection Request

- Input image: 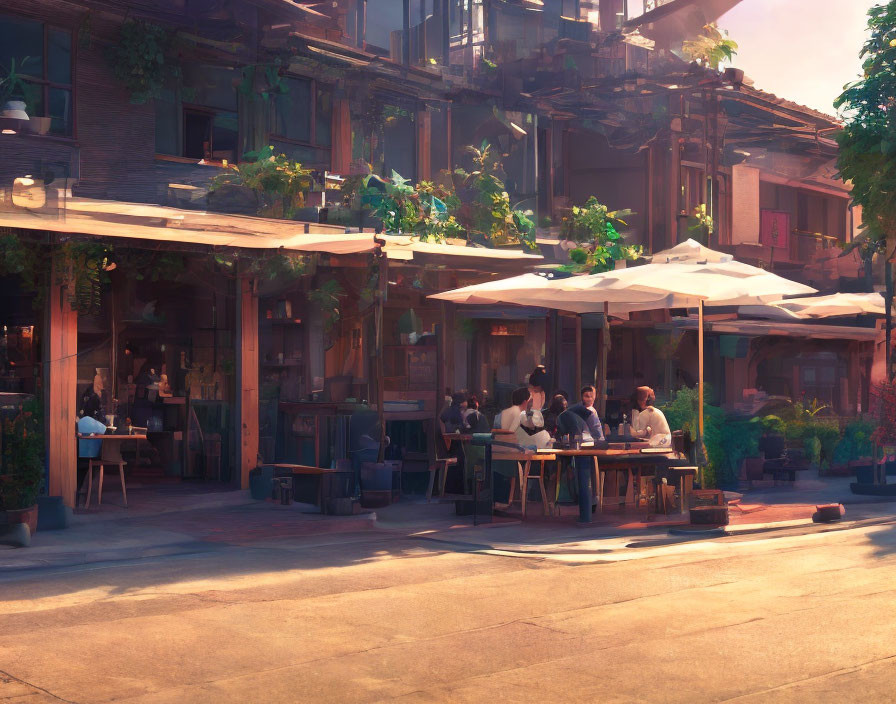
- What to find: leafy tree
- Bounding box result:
[835,1,896,379]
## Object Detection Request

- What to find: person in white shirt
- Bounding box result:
[495,387,551,457]
[631,386,671,446]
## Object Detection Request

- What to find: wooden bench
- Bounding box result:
[269,464,339,509]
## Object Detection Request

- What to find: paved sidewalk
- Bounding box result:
[3,473,895,574]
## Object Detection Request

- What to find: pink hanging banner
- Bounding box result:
[760,209,790,249]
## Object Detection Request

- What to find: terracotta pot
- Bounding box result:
[2,504,38,534]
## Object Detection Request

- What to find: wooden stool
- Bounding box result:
[85,438,128,508]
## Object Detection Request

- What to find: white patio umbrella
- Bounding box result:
[741,292,887,320]
[431,239,816,459]
[429,271,668,313]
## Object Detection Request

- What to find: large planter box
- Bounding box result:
[0,505,38,534]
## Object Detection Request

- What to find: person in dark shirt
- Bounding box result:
[543,393,568,438]
[463,396,491,434]
[440,392,467,433]
[556,388,608,526]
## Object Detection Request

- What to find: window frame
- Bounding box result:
[268,75,333,168]
[181,103,238,162]
[0,14,76,138]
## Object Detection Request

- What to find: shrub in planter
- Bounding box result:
[0,398,44,533]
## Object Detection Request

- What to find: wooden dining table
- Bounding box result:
[547,447,678,514]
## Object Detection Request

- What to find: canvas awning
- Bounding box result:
[380,235,543,263]
[740,292,888,320]
[0,198,378,255]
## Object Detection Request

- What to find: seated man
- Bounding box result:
[495,387,552,454]
[631,386,671,446]
[565,385,606,444]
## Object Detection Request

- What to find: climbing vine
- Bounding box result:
[105,19,180,104]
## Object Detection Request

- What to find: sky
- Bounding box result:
[719,0,877,116]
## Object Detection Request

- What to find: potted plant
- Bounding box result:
[0,57,39,125]
[0,398,44,536]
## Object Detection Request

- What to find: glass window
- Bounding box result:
[48,28,71,85]
[0,16,73,136]
[273,77,312,143]
[382,103,416,181]
[211,111,238,161]
[365,0,404,56]
[315,86,332,147]
[154,86,178,155]
[0,17,44,78]
[183,64,238,112]
[48,87,71,136]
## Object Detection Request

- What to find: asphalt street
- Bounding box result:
[2,514,896,703]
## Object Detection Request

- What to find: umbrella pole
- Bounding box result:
[698,299,705,487]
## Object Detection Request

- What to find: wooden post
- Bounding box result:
[332,97,352,175]
[236,276,259,488]
[376,255,388,462]
[47,277,78,507]
[599,301,609,417]
[418,108,432,182]
[698,300,705,484]
[575,314,582,396]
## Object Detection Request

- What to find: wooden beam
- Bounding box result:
[332,96,352,174]
[417,107,432,182]
[47,277,78,507]
[237,276,259,488]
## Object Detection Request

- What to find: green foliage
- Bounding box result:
[557,197,641,273]
[834,418,877,464]
[308,279,344,333]
[57,241,113,315]
[210,146,313,219]
[453,141,537,250]
[362,171,420,234]
[661,385,767,487]
[687,204,714,244]
[682,23,738,69]
[106,20,179,104]
[835,3,896,379]
[0,397,44,510]
[210,248,308,282]
[116,251,186,282]
[0,57,40,112]
[764,400,839,467]
[238,60,289,101]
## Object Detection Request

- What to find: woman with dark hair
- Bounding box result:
[79,386,103,422]
[528,365,548,411]
[543,393,568,438]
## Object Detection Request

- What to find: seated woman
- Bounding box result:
[542,393,568,439]
[631,386,672,446]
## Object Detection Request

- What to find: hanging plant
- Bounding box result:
[238,59,289,101]
[308,279,344,333]
[106,19,180,104]
[56,241,113,315]
[210,248,309,282]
